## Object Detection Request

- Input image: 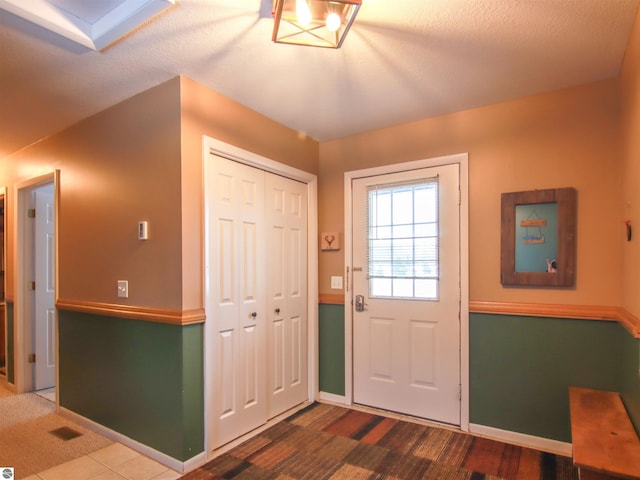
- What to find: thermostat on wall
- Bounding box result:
[138,221,148,240]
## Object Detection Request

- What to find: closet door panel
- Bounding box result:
[207,155,267,448]
[266,174,308,418]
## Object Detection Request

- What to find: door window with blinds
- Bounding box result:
[367,177,439,300]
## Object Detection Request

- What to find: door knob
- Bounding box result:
[275,308,280,314]
[250,312,257,318]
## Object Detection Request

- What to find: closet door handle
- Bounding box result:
[275,308,280,314]
[251,312,257,318]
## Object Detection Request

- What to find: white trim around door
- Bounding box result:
[14,171,60,395]
[344,153,469,431]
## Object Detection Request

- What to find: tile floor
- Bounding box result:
[22,443,182,480]
[23,389,182,480]
[33,387,56,402]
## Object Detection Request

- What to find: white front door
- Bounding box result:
[352,164,461,425]
[34,184,56,391]
[207,156,267,448]
[265,174,308,418]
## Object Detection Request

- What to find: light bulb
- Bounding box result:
[296,0,312,26]
[326,12,341,32]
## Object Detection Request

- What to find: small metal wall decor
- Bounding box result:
[520,209,546,244]
[501,187,577,287]
[321,232,340,251]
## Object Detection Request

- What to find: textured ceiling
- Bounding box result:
[1,0,639,158]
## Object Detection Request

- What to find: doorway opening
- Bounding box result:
[15,172,58,397]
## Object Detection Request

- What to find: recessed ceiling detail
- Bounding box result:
[0,0,175,50]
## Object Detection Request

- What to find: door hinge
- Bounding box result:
[28,353,36,363]
[29,281,35,291]
[28,208,36,218]
[458,384,462,401]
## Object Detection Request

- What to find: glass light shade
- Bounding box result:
[326,12,341,32]
[272,0,361,48]
[296,0,312,26]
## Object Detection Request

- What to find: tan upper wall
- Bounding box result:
[319,80,623,306]
[0,75,319,315]
[621,9,640,318]
[180,76,319,177]
[178,76,319,311]
[1,78,184,309]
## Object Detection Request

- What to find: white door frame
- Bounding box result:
[14,171,59,395]
[344,153,469,431]
[202,136,319,456]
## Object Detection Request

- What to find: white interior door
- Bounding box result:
[266,174,308,418]
[34,184,55,391]
[207,156,267,448]
[352,164,461,425]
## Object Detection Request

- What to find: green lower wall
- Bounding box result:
[58,310,204,461]
[319,304,345,396]
[470,314,623,442]
[10,303,637,458]
[317,304,638,442]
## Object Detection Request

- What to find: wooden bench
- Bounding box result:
[569,387,640,479]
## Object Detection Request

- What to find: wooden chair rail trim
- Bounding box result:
[617,308,640,339]
[319,293,346,305]
[470,301,640,338]
[319,297,640,337]
[56,298,205,325]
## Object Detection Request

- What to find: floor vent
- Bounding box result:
[49,426,83,441]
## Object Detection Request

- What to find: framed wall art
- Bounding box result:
[500,187,577,287]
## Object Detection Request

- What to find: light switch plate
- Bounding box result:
[331,276,343,289]
[117,280,128,298]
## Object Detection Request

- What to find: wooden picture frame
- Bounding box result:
[501,187,577,287]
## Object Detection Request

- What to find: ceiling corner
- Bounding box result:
[0,0,176,50]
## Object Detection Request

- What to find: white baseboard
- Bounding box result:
[182,451,209,473]
[318,391,346,404]
[469,423,573,457]
[58,406,205,473]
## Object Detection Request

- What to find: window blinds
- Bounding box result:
[366,176,439,299]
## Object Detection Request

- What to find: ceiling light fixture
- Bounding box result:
[272,0,361,49]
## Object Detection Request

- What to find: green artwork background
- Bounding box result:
[515,202,558,272]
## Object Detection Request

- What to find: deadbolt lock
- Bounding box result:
[355,295,366,312]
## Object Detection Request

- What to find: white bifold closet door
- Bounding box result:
[206,155,308,449]
[265,172,308,418]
